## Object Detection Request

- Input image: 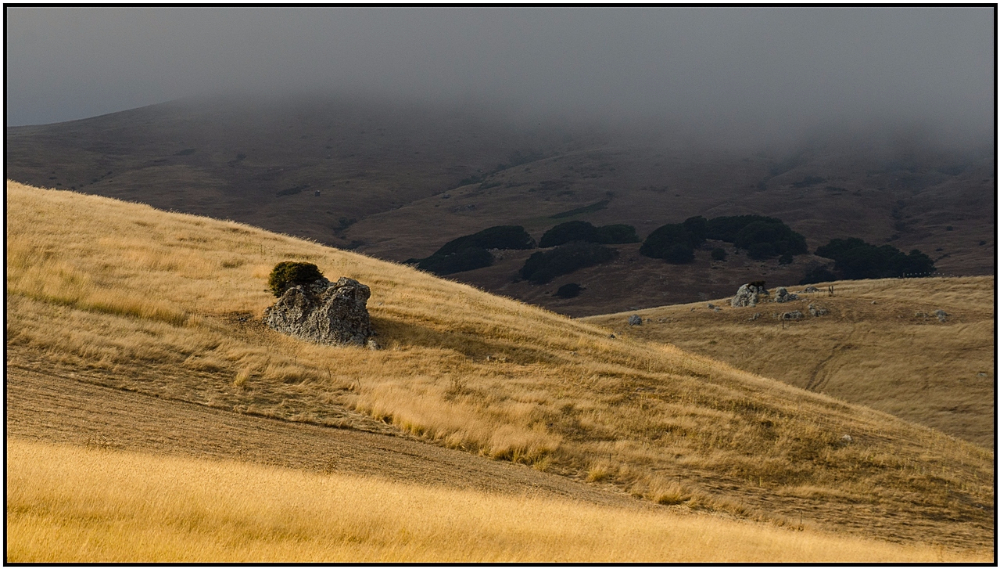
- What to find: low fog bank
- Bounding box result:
[8,7,993,155]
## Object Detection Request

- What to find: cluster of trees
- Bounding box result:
[539,220,639,248]
[520,242,618,285]
[640,215,807,264]
[814,238,935,280]
[410,226,535,276]
[413,220,636,280]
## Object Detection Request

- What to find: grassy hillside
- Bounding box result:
[6,96,994,316]
[8,438,987,563]
[5,181,994,553]
[584,277,995,448]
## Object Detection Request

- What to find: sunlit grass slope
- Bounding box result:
[584,277,995,447]
[5,181,994,551]
[7,439,988,563]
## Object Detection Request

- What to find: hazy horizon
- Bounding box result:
[6,7,995,151]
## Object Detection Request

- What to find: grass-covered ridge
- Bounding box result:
[5,181,994,551]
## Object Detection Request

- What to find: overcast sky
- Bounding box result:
[5,7,995,147]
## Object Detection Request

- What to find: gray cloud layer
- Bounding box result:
[6,7,994,147]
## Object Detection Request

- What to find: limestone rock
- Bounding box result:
[803,286,819,293]
[808,303,828,317]
[731,283,767,307]
[934,309,948,322]
[774,287,798,303]
[628,314,643,326]
[264,277,373,346]
[781,310,804,320]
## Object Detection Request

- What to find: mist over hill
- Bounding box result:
[5,95,994,314]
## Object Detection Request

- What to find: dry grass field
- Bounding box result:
[7,438,989,563]
[585,277,995,448]
[5,181,995,558]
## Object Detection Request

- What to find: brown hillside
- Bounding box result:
[585,277,995,448]
[6,181,994,552]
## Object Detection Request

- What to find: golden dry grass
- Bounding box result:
[5,181,994,552]
[7,438,989,563]
[584,277,995,447]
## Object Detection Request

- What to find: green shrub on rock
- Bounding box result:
[268,261,325,297]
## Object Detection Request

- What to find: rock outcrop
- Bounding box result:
[628,314,643,326]
[808,303,829,317]
[774,287,798,303]
[730,283,767,307]
[264,277,373,346]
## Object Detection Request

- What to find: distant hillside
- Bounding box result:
[5,96,994,316]
[585,276,995,448]
[6,181,994,552]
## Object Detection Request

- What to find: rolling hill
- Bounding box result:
[6,180,994,558]
[584,276,995,448]
[5,96,994,316]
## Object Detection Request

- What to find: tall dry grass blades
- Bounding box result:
[8,439,989,563]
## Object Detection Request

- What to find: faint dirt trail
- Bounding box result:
[5,366,646,510]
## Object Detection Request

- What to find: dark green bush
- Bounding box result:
[705,215,784,242]
[682,216,708,244]
[815,238,935,280]
[799,266,837,285]
[268,261,324,297]
[594,224,640,244]
[520,242,618,284]
[417,247,494,276]
[540,221,639,247]
[663,244,695,264]
[711,248,727,261]
[415,225,535,276]
[639,223,695,259]
[734,221,808,260]
[746,242,776,260]
[539,221,600,247]
[554,283,583,299]
[434,225,535,256]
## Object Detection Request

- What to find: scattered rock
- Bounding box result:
[781,310,804,320]
[804,286,819,293]
[808,303,828,317]
[731,282,768,307]
[263,277,373,346]
[628,314,643,326]
[841,434,853,443]
[934,309,948,322]
[748,312,761,321]
[774,287,798,303]
[608,333,617,339]
[871,300,877,305]
[707,303,716,309]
